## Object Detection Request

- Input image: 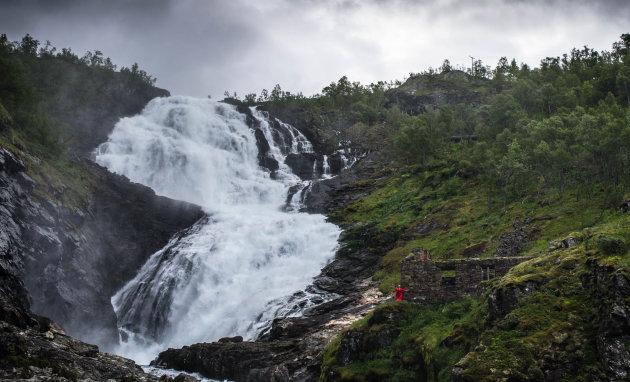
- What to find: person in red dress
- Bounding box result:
[394,285,407,301]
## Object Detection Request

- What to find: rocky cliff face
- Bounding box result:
[0,66,206,378]
[0,257,197,381]
[385,70,489,115]
[1,115,204,350]
[258,104,352,155]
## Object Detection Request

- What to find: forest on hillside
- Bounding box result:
[249,33,630,214]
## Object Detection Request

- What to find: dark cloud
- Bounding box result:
[0,0,627,98]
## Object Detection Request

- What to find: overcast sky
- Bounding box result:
[1,0,629,98]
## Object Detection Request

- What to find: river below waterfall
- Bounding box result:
[95,96,341,364]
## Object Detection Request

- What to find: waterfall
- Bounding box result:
[95,96,340,364]
[322,155,331,178]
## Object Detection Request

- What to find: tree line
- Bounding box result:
[0,33,159,157]
[392,34,630,211]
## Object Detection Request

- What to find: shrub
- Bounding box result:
[597,236,626,255]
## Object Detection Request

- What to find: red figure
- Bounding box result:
[394,285,407,301]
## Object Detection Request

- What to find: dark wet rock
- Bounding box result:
[327,152,345,175]
[582,261,630,380]
[267,317,326,340]
[0,146,205,349]
[304,152,386,214]
[487,281,539,322]
[248,365,290,382]
[319,252,382,284]
[312,275,342,292]
[171,373,201,382]
[0,319,162,381]
[0,266,40,330]
[0,265,161,381]
[304,296,359,317]
[254,128,279,173]
[219,335,244,343]
[493,218,529,257]
[384,71,488,115]
[285,152,321,180]
[337,331,363,366]
[153,340,298,382]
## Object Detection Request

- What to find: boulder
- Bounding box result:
[254,128,279,173]
[285,153,321,180]
[152,340,298,382]
[337,331,364,366]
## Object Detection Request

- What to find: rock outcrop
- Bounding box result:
[153,340,297,382]
[153,282,387,382]
[385,71,489,115]
[0,144,204,349]
[582,261,630,380]
[0,258,199,381]
[258,104,354,155]
[51,74,170,156]
[304,152,386,214]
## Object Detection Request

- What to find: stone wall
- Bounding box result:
[400,256,530,303]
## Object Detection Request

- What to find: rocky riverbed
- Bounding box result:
[153,279,388,382]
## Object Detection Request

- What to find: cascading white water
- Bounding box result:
[322,155,331,178]
[95,96,340,364]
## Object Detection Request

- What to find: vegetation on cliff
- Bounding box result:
[0,33,168,208]
[315,34,630,381]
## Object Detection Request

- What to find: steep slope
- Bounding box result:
[320,210,630,381]
[0,35,204,349]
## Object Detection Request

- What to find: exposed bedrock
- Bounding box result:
[0,146,204,348]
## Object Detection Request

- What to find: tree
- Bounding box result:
[270,84,283,101]
[19,34,39,55]
[532,140,555,197]
[392,115,439,164]
[244,93,257,104]
[616,66,630,106]
[482,93,526,139]
[440,59,452,73]
[497,140,528,211]
[258,89,268,102]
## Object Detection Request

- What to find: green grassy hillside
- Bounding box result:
[316,33,630,381]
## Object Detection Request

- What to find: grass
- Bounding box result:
[0,117,92,212]
[332,160,620,294]
[459,242,608,381]
[322,159,630,380]
[322,229,628,380]
[321,298,485,382]
[26,153,91,210]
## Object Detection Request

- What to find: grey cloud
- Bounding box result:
[0,0,627,98]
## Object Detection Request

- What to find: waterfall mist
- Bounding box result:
[95,96,340,364]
